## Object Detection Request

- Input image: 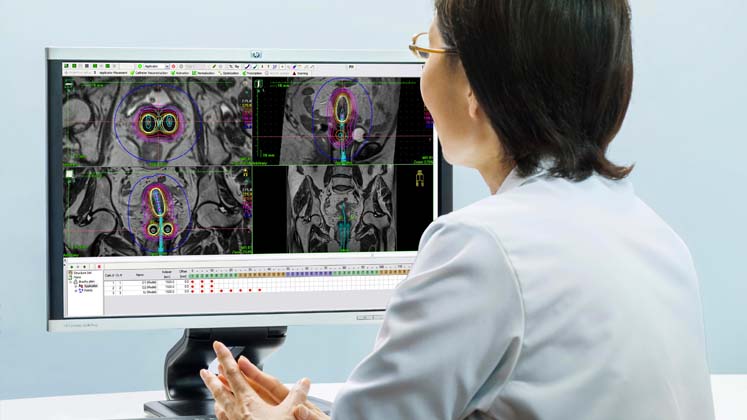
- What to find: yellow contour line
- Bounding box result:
[148,187,167,217]
[333,93,352,124]
[139,112,159,135]
[159,111,179,135]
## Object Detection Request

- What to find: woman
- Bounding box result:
[200,0,715,418]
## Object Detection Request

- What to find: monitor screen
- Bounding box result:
[46,50,451,330]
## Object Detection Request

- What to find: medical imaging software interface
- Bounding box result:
[58,61,437,318]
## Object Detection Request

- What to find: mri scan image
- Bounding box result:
[61,76,252,166]
[287,165,395,253]
[63,166,252,256]
[279,77,401,164]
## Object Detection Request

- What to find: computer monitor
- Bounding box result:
[46,47,452,416]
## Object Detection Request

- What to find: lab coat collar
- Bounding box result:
[495,158,554,195]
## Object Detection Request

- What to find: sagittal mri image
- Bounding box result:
[63,166,253,256]
[62,76,252,166]
[280,77,401,164]
[287,165,396,253]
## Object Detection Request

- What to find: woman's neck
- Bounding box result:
[478,159,514,195]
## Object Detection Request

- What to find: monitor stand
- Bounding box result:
[144,326,333,417]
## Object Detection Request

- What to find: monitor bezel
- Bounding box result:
[46,47,453,332]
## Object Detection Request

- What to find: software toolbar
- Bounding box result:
[61,62,423,78]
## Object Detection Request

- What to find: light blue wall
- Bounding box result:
[0,0,744,400]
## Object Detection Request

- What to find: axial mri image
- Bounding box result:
[287,165,396,253]
[63,166,252,256]
[279,77,401,164]
[61,76,252,166]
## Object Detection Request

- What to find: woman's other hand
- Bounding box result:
[203,340,329,420]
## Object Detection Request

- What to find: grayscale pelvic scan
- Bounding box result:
[287,165,396,253]
[63,166,252,256]
[280,77,400,164]
[62,77,252,166]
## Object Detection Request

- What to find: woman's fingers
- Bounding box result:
[238,355,289,401]
[294,404,311,420]
[217,354,283,405]
[280,378,311,410]
[212,341,256,401]
[214,402,229,420]
[294,402,329,420]
[200,369,236,414]
[217,365,234,392]
[222,372,281,406]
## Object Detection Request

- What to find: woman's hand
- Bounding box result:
[201,341,329,420]
[216,356,283,405]
[218,353,328,420]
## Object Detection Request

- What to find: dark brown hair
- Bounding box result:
[435,0,635,181]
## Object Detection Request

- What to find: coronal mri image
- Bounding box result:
[62,77,252,166]
[63,166,252,256]
[287,165,395,253]
[280,77,400,164]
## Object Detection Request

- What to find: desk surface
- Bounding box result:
[1,376,745,420]
[0,383,341,420]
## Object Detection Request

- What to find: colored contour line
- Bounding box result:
[139,112,159,135]
[149,187,167,218]
[333,93,352,124]
[146,222,160,237]
[159,111,179,135]
[158,216,164,253]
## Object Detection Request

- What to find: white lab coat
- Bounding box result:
[331,163,714,419]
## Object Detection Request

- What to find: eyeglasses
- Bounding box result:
[408,32,457,60]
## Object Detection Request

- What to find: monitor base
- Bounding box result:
[144,395,333,417]
[145,326,295,418]
[144,399,214,417]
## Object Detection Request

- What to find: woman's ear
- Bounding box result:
[466,88,483,121]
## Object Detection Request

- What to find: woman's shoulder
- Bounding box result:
[434,172,696,284]
[442,171,639,228]
[430,172,674,258]
[407,202,524,310]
